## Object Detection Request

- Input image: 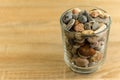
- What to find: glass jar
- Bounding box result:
[60,6,111,73]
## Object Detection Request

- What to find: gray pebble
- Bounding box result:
[78,15,87,23]
[92,22,100,31]
[62,12,73,24]
[72,14,78,19]
[66,19,75,31]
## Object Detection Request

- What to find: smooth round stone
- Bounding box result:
[62,12,73,24]
[72,8,81,14]
[87,37,98,43]
[90,10,100,18]
[92,22,100,31]
[74,57,89,67]
[78,15,87,23]
[78,44,96,57]
[74,23,84,32]
[90,51,103,63]
[66,19,75,31]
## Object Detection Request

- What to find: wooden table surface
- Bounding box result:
[0,0,119,79]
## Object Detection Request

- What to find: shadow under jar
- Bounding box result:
[60,6,111,73]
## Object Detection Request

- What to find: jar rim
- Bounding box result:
[60,6,112,36]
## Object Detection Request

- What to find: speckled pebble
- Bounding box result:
[92,22,100,31]
[74,57,89,67]
[62,12,73,24]
[74,23,84,32]
[87,37,98,43]
[78,15,87,23]
[78,44,96,56]
[90,10,99,18]
[90,51,103,63]
[66,19,75,31]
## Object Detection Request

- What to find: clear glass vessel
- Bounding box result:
[60,6,111,73]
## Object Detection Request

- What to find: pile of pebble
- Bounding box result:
[61,8,110,67]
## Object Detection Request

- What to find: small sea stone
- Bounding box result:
[62,12,73,24]
[78,15,87,23]
[78,44,96,57]
[73,57,89,67]
[72,8,81,14]
[90,51,103,63]
[74,23,84,32]
[90,9,102,18]
[66,19,75,31]
[87,37,98,44]
[92,22,100,31]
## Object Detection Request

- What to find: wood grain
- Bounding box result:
[0,0,119,79]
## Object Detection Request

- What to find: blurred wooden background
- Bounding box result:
[0,0,119,79]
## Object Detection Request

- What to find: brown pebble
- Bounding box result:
[78,44,96,56]
[90,11,99,18]
[75,20,80,25]
[74,57,89,67]
[87,37,98,43]
[72,8,81,14]
[90,51,103,62]
[74,23,84,32]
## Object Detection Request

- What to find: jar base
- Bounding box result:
[64,54,104,74]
